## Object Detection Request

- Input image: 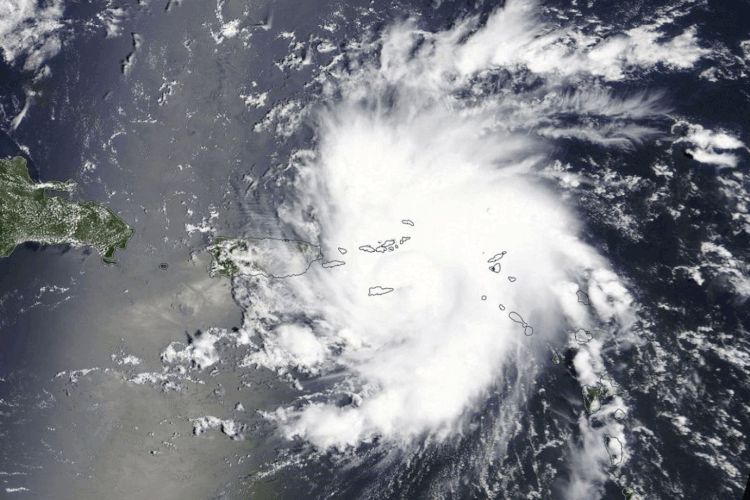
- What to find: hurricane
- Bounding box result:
[231,1,682,496]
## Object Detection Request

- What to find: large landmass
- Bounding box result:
[207,237,321,278]
[0,156,134,263]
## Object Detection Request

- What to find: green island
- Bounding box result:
[0,156,134,264]
[583,385,604,413]
[622,487,643,500]
[207,236,321,278]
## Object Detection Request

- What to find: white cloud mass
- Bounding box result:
[231,0,711,497]
[0,0,65,71]
[673,121,747,168]
[245,0,683,444]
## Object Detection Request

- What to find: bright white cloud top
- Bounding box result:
[0,0,65,71]
[231,0,686,465]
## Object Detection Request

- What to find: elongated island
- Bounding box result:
[207,236,321,278]
[0,156,134,264]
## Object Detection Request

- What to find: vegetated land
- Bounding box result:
[207,236,321,278]
[0,156,134,263]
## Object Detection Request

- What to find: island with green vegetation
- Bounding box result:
[0,156,134,264]
[583,384,604,413]
[622,487,643,500]
[207,236,321,278]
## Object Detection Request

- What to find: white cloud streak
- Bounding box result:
[673,121,747,168]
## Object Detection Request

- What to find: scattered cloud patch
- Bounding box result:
[191,415,244,439]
